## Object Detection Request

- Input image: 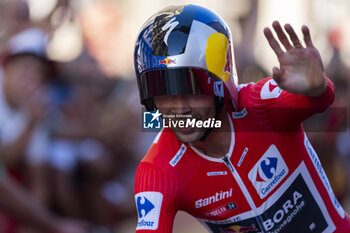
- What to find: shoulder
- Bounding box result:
[238,77,283,105]
[137,128,185,180]
[141,128,183,165]
[136,128,201,188]
[134,129,184,198]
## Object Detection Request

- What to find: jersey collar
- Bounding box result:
[189,112,235,163]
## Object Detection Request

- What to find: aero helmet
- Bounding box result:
[134,4,238,111]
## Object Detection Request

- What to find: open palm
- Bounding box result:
[264,21,327,97]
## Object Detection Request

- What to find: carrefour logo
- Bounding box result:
[248,145,289,199]
[259,157,278,180]
[135,192,163,230]
[137,196,154,218]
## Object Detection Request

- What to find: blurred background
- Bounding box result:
[0,0,349,232]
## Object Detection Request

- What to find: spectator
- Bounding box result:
[0,26,88,233]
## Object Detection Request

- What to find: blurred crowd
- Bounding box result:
[0,0,349,233]
[0,0,144,232]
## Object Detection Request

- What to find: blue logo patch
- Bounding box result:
[137,196,155,218]
[143,110,162,129]
[232,108,247,119]
[135,192,163,230]
[261,157,278,179]
[248,145,289,199]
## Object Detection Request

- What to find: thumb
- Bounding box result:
[272,66,283,85]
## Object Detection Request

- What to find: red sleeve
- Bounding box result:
[134,162,180,233]
[241,77,335,131]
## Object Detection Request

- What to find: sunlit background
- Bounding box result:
[4,0,349,78]
[0,0,350,232]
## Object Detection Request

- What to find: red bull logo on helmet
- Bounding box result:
[159,58,176,66]
[205,32,232,82]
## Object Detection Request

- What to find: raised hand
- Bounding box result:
[264,21,327,97]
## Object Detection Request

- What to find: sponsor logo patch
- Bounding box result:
[248,145,288,199]
[204,173,331,233]
[135,192,163,230]
[214,81,225,97]
[260,79,282,99]
[204,202,237,217]
[237,147,248,167]
[169,144,186,167]
[304,134,345,218]
[159,57,176,66]
[260,175,329,232]
[232,108,247,119]
[195,188,233,208]
[207,171,227,176]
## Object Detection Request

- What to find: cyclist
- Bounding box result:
[133,4,350,233]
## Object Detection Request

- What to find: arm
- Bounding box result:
[134,162,180,233]
[0,176,87,233]
[240,21,334,131]
[242,76,334,131]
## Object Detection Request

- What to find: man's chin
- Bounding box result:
[172,128,205,143]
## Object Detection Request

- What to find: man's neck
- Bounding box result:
[190,109,232,158]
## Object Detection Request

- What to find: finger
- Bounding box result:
[302,25,314,47]
[284,24,303,48]
[264,27,284,57]
[272,21,293,50]
[272,66,283,84]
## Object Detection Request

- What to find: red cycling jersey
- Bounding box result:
[134,77,350,233]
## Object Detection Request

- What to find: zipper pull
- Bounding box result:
[223,155,234,173]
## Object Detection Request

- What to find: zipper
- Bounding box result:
[222,155,257,210]
[223,156,234,173]
[223,155,268,232]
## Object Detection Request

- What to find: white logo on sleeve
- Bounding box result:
[248,145,289,199]
[260,79,283,99]
[135,192,163,230]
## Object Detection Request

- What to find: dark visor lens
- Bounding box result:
[138,68,221,102]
